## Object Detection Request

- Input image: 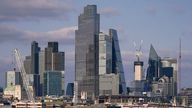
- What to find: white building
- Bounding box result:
[5,70,21,87]
[4,85,21,100]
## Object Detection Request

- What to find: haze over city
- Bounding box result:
[0,0,192,89]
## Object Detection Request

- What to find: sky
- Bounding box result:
[0,0,192,89]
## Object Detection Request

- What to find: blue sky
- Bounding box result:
[0,0,192,89]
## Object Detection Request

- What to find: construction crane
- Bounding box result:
[133,40,143,61]
[14,49,34,102]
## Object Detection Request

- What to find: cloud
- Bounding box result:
[0,24,77,45]
[99,7,120,17]
[0,0,75,21]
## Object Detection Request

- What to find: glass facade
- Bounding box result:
[109,29,127,95]
[31,41,41,96]
[66,83,74,97]
[75,5,100,98]
[146,44,161,84]
[44,42,65,95]
[43,71,62,96]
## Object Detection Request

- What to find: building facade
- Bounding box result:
[5,70,21,87]
[98,32,112,75]
[75,5,100,98]
[99,74,119,95]
[43,71,62,96]
[110,29,127,94]
[31,41,41,96]
[43,42,65,95]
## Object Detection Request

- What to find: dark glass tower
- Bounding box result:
[110,29,126,94]
[75,5,100,98]
[31,41,41,96]
[146,45,161,85]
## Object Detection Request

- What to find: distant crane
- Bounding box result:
[133,40,143,61]
[14,49,34,102]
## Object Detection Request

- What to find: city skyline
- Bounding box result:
[0,0,192,89]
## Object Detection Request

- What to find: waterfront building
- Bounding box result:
[75,5,100,98]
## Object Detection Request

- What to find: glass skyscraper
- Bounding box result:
[31,41,41,96]
[146,44,161,84]
[110,29,127,94]
[75,5,100,98]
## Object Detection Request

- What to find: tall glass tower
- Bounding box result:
[31,41,41,96]
[110,29,126,94]
[75,5,100,98]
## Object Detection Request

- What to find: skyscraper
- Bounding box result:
[43,42,65,95]
[161,57,177,96]
[98,32,112,75]
[75,5,100,98]
[146,44,161,85]
[31,41,40,96]
[110,29,127,94]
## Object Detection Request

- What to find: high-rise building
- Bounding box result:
[31,41,41,96]
[146,45,161,85]
[44,42,65,95]
[43,71,62,96]
[75,5,100,98]
[5,70,21,87]
[98,32,112,75]
[161,57,177,96]
[24,56,31,74]
[110,29,127,94]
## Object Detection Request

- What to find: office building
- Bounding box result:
[31,41,41,96]
[161,57,177,96]
[110,29,127,94]
[66,83,74,97]
[5,70,21,87]
[44,42,65,95]
[98,32,112,75]
[39,51,45,85]
[99,74,119,95]
[43,71,62,96]
[146,45,161,87]
[24,56,31,74]
[75,5,100,98]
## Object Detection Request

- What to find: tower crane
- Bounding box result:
[14,49,35,102]
[133,40,143,61]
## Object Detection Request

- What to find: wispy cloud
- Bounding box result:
[0,24,77,45]
[0,0,75,22]
[99,7,120,17]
